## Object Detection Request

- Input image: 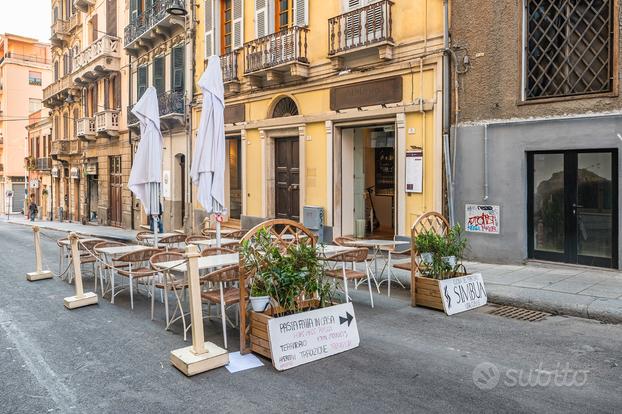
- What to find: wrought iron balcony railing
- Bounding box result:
[124,0,185,48]
[158,90,185,117]
[0,52,49,65]
[73,34,120,72]
[221,50,239,83]
[244,26,309,74]
[127,105,138,126]
[328,0,393,56]
[35,158,52,171]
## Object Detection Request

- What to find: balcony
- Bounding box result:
[35,158,52,171]
[43,75,78,108]
[76,117,96,140]
[51,19,70,47]
[74,0,95,13]
[220,50,240,94]
[51,139,81,159]
[328,0,394,69]
[124,0,186,55]
[68,12,82,32]
[73,35,121,85]
[243,26,309,85]
[128,90,184,131]
[95,109,120,137]
[0,52,49,66]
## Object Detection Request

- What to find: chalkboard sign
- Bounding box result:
[267,302,360,371]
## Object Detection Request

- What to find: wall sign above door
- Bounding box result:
[330,76,403,111]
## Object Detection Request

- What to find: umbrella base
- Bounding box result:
[64,292,98,309]
[170,342,229,376]
[26,270,53,281]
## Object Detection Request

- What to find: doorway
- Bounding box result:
[341,125,395,238]
[275,137,300,221]
[87,174,98,222]
[109,155,122,227]
[528,150,618,268]
[225,136,242,221]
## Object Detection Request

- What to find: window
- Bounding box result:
[276,0,292,31]
[29,71,42,86]
[221,0,233,54]
[137,65,148,99]
[28,98,42,114]
[153,56,165,95]
[524,0,614,100]
[90,15,98,43]
[171,46,185,92]
[53,61,59,81]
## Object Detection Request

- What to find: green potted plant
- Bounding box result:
[414,230,438,264]
[249,276,270,312]
[441,224,467,270]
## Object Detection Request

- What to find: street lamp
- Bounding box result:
[166,0,188,16]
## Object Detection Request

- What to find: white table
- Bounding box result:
[344,239,409,296]
[157,253,239,274]
[192,238,239,248]
[317,244,358,257]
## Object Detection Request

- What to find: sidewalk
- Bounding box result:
[0,215,138,242]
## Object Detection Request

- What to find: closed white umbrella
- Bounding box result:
[128,86,163,245]
[191,55,226,246]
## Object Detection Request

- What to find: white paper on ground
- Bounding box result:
[225,351,264,373]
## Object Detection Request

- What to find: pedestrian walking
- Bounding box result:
[28,195,38,222]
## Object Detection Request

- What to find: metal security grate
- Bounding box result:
[525,0,613,100]
[488,305,550,322]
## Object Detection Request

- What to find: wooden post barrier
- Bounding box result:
[170,244,228,376]
[26,226,53,281]
[63,232,98,309]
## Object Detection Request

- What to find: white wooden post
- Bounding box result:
[63,232,98,309]
[26,226,53,281]
[170,244,229,376]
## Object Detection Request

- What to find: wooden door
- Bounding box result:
[109,155,122,227]
[275,137,300,221]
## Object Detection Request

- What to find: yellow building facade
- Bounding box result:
[193,0,447,238]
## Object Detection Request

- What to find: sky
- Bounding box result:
[0,0,51,43]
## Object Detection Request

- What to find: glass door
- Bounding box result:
[528,150,618,268]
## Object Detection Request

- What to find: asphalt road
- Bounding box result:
[0,222,621,413]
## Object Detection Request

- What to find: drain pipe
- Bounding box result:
[483,123,489,201]
[442,0,455,225]
[128,55,135,229]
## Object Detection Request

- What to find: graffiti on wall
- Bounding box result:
[465,204,500,234]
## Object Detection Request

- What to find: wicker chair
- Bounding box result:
[325,248,375,308]
[114,248,162,309]
[200,247,236,257]
[200,264,240,349]
[150,251,189,338]
[136,231,153,245]
[224,229,247,239]
[93,241,127,295]
[185,235,209,246]
[159,234,187,252]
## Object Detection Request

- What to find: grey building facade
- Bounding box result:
[451,0,622,269]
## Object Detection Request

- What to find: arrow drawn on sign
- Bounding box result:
[339,312,354,327]
[444,286,451,309]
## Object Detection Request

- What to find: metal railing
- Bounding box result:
[127,105,138,125]
[76,117,95,137]
[74,35,120,72]
[0,52,49,65]
[95,110,120,133]
[244,26,309,74]
[124,0,185,47]
[36,158,52,171]
[221,50,239,82]
[158,90,185,116]
[328,0,393,56]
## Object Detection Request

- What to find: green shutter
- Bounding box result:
[172,46,184,92]
[137,66,147,99]
[153,56,165,96]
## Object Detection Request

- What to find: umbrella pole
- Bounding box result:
[153,214,159,247]
[215,214,221,248]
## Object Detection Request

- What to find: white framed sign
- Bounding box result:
[30,179,39,189]
[439,273,488,316]
[465,204,500,234]
[405,149,423,193]
[267,302,360,371]
[162,170,171,198]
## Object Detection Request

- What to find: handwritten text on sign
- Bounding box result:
[268,302,360,371]
[439,273,488,316]
[465,204,500,234]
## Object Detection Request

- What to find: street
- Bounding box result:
[1,222,621,413]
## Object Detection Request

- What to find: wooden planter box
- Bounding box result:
[249,300,322,360]
[412,272,468,310]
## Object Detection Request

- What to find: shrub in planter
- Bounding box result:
[425,224,469,280]
[414,230,439,264]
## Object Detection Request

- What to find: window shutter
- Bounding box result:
[153,56,165,96]
[204,0,214,57]
[130,0,138,21]
[137,66,147,99]
[255,0,269,38]
[172,46,185,91]
[232,0,244,49]
[293,0,308,27]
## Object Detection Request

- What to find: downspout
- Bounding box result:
[129,55,135,229]
[442,0,455,225]
[483,124,489,201]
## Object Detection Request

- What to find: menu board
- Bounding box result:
[405,149,423,193]
[268,302,360,371]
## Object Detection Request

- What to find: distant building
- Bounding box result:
[26,109,53,219]
[0,34,51,215]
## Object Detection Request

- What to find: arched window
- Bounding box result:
[271,96,299,118]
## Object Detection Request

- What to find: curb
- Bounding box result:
[5,220,136,244]
[486,283,622,324]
